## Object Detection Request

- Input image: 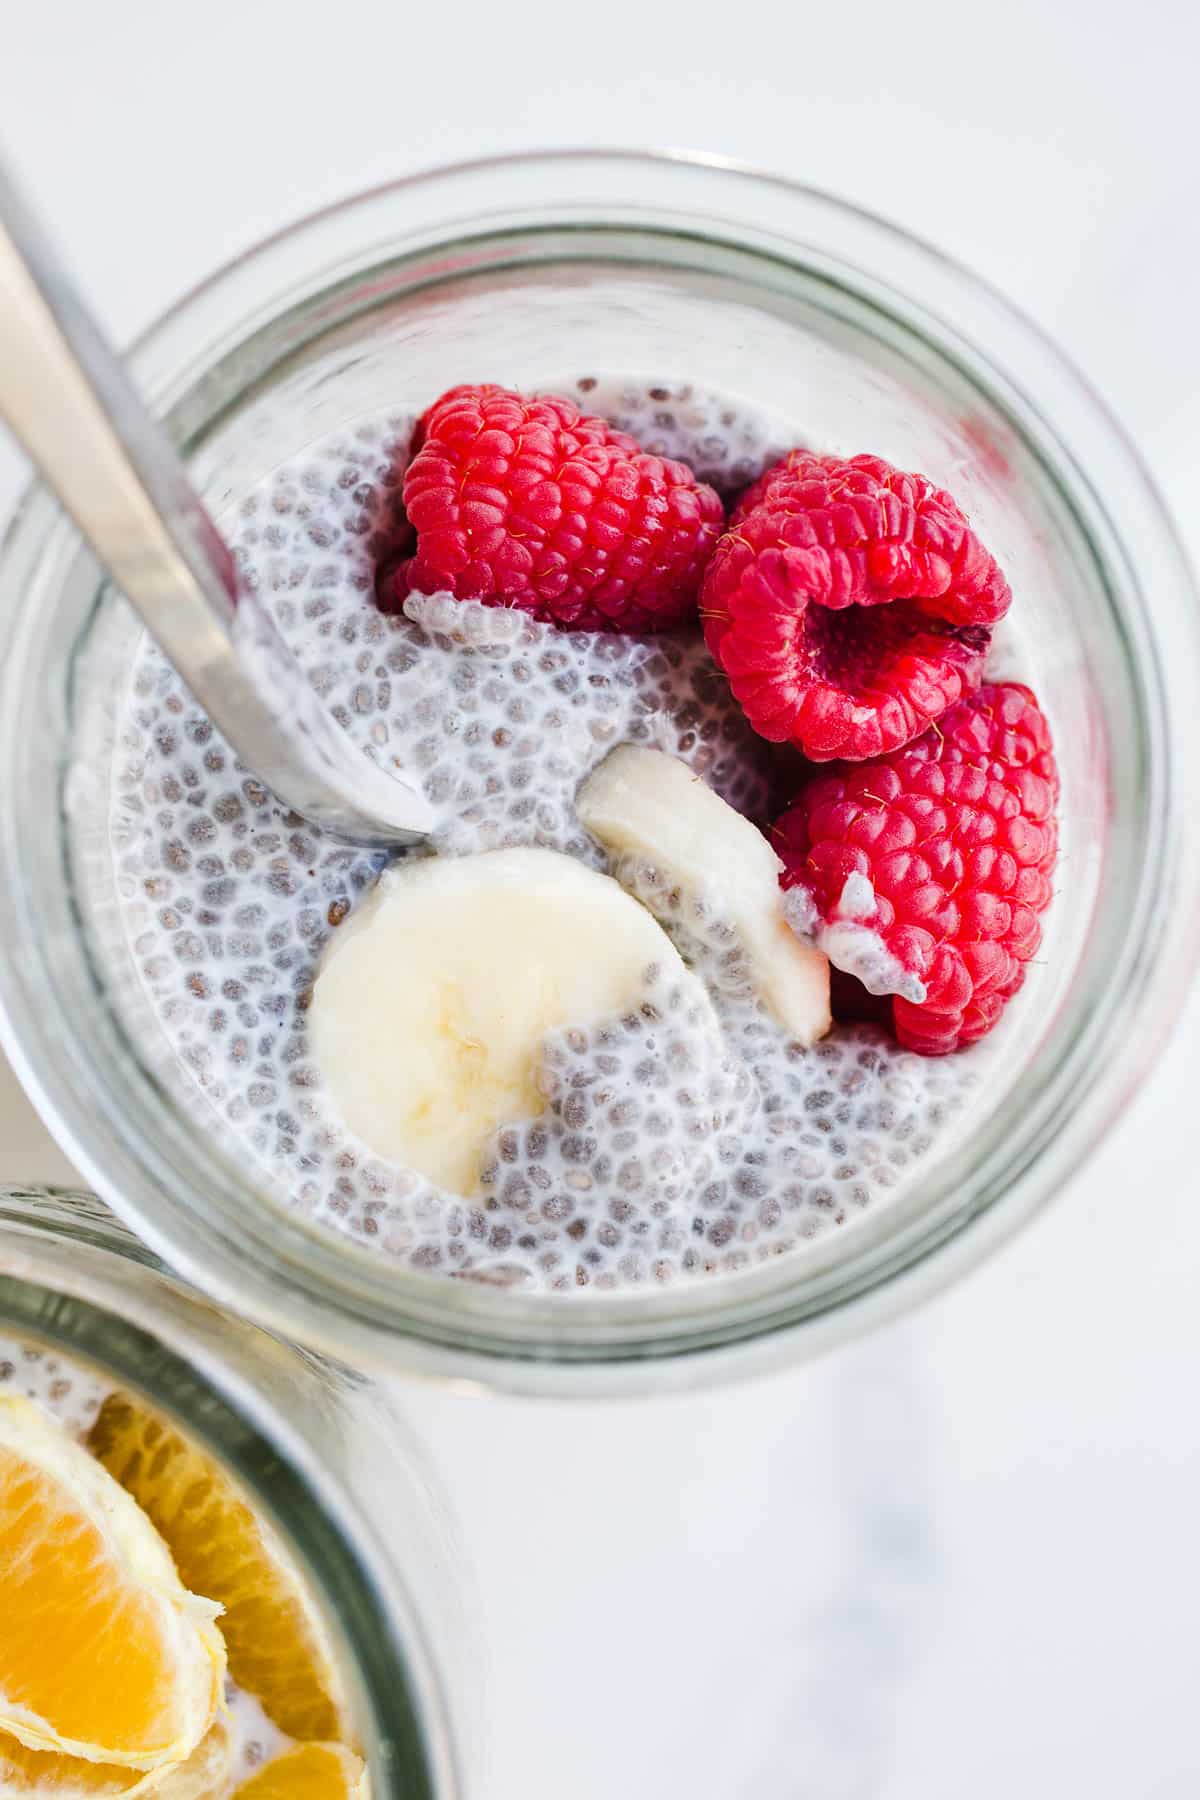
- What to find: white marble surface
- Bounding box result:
[3,2,1200,1793]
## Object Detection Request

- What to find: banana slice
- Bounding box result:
[576,745,831,1044]
[310,847,695,1195]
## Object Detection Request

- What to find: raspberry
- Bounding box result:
[772,682,1058,1054]
[377,383,724,633]
[702,451,1011,761]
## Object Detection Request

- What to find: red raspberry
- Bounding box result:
[376,384,724,633]
[702,451,1011,761]
[772,682,1058,1054]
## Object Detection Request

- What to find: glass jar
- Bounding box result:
[0,151,1196,1389]
[0,1186,467,1794]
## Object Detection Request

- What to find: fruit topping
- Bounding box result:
[577,744,830,1044]
[89,1396,352,1748]
[702,451,1011,761]
[0,1397,224,1773]
[0,1717,231,1798]
[772,682,1058,1053]
[230,1742,367,1800]
[309,846,715,1195]
[377,383,724,632]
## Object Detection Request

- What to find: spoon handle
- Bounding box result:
[0,163,430,848]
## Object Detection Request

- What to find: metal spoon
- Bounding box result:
[0,161,431,848]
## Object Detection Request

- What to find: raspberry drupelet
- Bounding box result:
[376,383,725,633]
[772,682,1059,1054]
[702,450,1012,761]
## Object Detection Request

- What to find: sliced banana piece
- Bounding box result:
[576,745,831,1045]
[310,846,695,1196]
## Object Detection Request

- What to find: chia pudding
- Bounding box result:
[102,377,1050,1294]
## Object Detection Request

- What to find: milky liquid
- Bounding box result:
[0,1335,293,1781]
[105,376,1022,1293]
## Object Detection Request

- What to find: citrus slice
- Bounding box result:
[89,1397,350,1745]
[0,1715,231,1799]
[231,1743,367,1800]
[0,1397,225,1771]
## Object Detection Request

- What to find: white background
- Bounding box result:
[3,2,1200,1794]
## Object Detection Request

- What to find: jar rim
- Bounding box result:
[1,150,1198,1391]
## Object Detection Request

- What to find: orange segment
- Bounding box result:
[0,1398,225,1772]
[0,1715,231,1798]
[231,1743,367,1800]
[0,1738,147,1798]
[89,1397,349,1746]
